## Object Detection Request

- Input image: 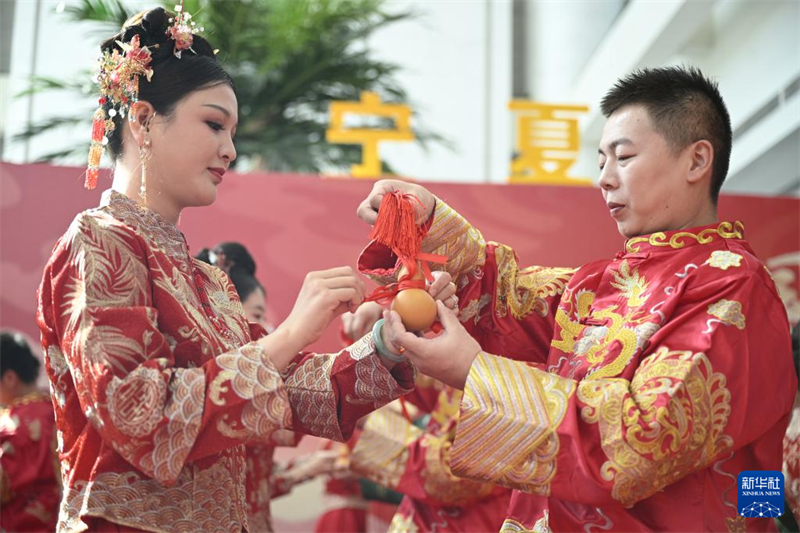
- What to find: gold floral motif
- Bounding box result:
[577,347,733,507]
[706,251,743,271]
[62,214,150,332]
[707,300,746,330]
[61,213,153,380]
[625,221,745,253]
[450,352,574,494]
[158,262,248,356]
[84,324,153,375]
[48,345,70,408]
[494,244,574,320]
[200,265,251,349]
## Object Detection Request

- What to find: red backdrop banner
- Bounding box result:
[2,162,799,355]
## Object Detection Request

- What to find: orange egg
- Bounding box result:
[391,288,437,331]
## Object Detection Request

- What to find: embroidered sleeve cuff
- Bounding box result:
[283,334,415,442]
[350,406,422,489]
[450,352,575,494]
[422,198,486,280]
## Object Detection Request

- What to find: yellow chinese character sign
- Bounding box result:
[326,92,414,178]
[508,101,592,186]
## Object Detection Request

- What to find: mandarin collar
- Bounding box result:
[101,190,188,261]
[623,221,745,255]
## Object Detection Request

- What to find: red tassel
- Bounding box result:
[369,191,421,269]
[364,190,451,333]
[86,108,106,190]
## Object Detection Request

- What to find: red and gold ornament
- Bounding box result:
[364,191,447,332]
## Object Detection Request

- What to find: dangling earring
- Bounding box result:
[138,113,155,203]
[139,129,150,203]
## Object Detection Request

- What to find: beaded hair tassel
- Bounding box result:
[86,108,107,189]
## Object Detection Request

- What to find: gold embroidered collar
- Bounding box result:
[101,190,188,262]
[6,390,50,408]
[624,221,745,254]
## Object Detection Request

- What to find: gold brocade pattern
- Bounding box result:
[40,190,414,533]
[450,353,575,494]
[106,366,166,437]
[552,289,594,355]
[552,264,660,381]
[577,347,733,507]
[351,334,406,409]
[141,368,205,482]
[211,342,290,437]
[708,300,746,330]
[103,190,188,263]
[57,459,244,533]
[423,200,487,284]
[430,388,461,428]
[422,433,495,503]
[494,245,574,320]
[283,353,340,440]
[625,221,745,253]
[351,407,420,489]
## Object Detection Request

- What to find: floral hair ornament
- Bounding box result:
[85,2,206,189]
[167,2,204,59]
[86,34,155,189]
